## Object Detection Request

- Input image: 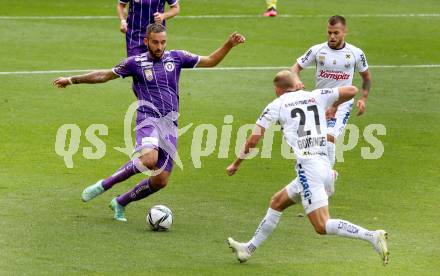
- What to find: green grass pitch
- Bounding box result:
[0,0,439,274]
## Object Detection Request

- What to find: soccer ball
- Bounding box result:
[147,205,173,231]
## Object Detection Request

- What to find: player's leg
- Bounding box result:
[263,0,278,17]
[109,133,176,221]
[304,162,389,265]
[327,134,336,167]
[326,102,353,168]
[81,155,150,202]
[228,186,297,262]
[307,206,389,265]
[285,167,338,199]
[109,169,171,222]
[81,129,159,203]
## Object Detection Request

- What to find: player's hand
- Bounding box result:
[154,12,165,24]
[227,32,246,47]
[356,98,366,116]
[53,77,72,88]
[226,163,239,176]
[293,81,305,91]
[326,105,337,119]
[120,20,128,33]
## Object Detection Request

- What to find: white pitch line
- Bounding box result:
[0,14,439,20]
[1,65,440,75]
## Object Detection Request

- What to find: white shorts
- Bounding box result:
[285,158,333,214]
[327,100,353,139]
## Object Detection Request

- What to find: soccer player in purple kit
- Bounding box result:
[53,23,245,222]
[118,0,180,57]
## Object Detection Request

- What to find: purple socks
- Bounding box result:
[116,178,159,206]
[102,159,141,190]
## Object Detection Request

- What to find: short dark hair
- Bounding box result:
[146,23,166,37]
[328,15,346,26]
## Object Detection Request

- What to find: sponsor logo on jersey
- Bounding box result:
[144,69,153,81]
[345,54,351,59]
[141,62,153,68]
[135,55,149,63]
[319,70,350,81]
[327,118,336,127]
[181,50,197,59]
[297,136,326,150]
[298,166,312,201]
[301,49,312,63]
[259,109,270,120]
[342,111,350,124]
[319,55,325,66]
[165,62,175,72]
[284,98,316,108]
[320,89,332,95]
[360,54,367,67]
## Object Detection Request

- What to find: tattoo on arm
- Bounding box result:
[71,70,117,84]
[362,79,371,91]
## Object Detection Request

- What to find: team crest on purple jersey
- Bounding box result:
[112,50,200,120]
[165,62,175,72]
[144,69,153,81]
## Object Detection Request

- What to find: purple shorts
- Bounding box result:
[135,119,177,172]
[126,40,147,57]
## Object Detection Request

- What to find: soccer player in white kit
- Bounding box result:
[226,71,388,265]
[291,15,372,168]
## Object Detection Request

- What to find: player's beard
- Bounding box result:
[149,47,164,59]
[328,39,344,50]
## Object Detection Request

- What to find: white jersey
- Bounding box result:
[297,42,368,90]
[256,88,339,161]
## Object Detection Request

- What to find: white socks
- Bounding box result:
[247,208,282,252]
[325,219,375,243]
[327,141,336,167]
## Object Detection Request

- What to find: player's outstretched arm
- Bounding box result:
[226,125,265,176]
[290,63,305,90]
[53,70,119,88]
[334,86,358,106]
[357,70,372,116]
[197,32,245,68]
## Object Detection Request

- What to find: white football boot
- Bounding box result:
[81,180,104,202]
[372,230,389,265]
[227,237,252,263]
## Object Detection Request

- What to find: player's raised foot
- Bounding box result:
[372,230,389,265]
[81,180,105,202]
[263,7,277,17]
[109,198,127,222]
[227,237,252,263]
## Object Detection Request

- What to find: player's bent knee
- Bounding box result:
[314,224,327,235]
[150,174,169,189]
[269,190,292,212]
[311,220,327,235]
[139,156,158,170]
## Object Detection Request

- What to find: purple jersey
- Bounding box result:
[120,0,178,56]
[112,50,200,123]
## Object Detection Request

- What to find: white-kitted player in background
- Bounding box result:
[291,15,372,168]
[226,70,388,265]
